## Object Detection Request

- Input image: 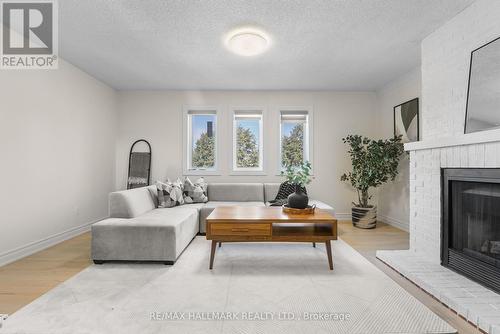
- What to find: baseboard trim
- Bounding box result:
[378,214,409,232]
[0,217,107,267]
[335,213,351,221]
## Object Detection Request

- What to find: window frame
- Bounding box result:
[277,106,314,174]
[230,107,266,175]
[183,106,221,176]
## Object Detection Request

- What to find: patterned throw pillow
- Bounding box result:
[269,181,307,206]
[183,177,208,203]
[156,179,184,208]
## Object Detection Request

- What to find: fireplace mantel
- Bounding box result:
[404,128,500,152]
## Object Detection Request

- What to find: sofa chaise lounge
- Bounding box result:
[91,183,335,264]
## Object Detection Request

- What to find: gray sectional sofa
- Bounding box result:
[91,183,335,264]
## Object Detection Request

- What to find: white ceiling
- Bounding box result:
[59,0,474,91]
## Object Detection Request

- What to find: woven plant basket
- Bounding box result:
[352,205,377,229]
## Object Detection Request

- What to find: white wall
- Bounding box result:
[0,59,117,265]
[421,0,500,140]
[115,91,377,217]
[375,68,421,231]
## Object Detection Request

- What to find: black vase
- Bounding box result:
[287,185,309,209]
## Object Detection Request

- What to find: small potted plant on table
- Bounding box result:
[341,135,404,228]
[281,161,313,209]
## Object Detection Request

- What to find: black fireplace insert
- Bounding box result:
[441,168,500,293]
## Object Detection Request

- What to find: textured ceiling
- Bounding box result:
[59,0,474,90]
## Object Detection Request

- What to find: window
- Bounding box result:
[279,109,312,169]
[232,110,264,172]
[185,108,218,173]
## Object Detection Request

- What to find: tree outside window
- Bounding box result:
[233,113,263,171]
[281,122,304,167]
[236,125,259,167]
[189,114,216,170]
[192,132,215,168]
[280,110,310,169]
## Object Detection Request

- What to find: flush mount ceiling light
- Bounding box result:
[225,28,270,57]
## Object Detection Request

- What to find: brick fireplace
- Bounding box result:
[376,0,500,330]
[377,138,500,333]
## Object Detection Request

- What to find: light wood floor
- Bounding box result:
[0,233,92,314]
[0,222,480,333]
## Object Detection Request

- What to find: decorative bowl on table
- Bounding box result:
[282,204,316,215]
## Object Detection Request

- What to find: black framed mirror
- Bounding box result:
[127,139,152,189]
[465,36,500,134]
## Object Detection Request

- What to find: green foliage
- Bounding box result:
[340,135,404,207]
[236,126,259,168]
[281,124,304,167]
[192,132,215,168]
[281,161,312,188]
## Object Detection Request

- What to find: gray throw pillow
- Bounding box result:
[148,187,159,207]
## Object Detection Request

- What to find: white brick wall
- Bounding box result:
[409,141,500,263]
[410,0,500,262]
[421,0,500,140]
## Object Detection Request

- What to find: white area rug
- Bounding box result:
[1,237,456,334]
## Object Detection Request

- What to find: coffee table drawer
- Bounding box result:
[210,223,270,236]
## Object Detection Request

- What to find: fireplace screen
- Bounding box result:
[450,181,500,268]
[442,168,500,293]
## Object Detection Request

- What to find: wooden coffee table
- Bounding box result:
[205,206,337,270]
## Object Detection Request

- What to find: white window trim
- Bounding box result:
[182,105,221,176]
[230,107,266,175]
[276,106,314,175]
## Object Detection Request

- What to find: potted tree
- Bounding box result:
[341,135,404,228]
[281,161,313,209]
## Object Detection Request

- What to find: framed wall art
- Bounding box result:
[394,98,419,143]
